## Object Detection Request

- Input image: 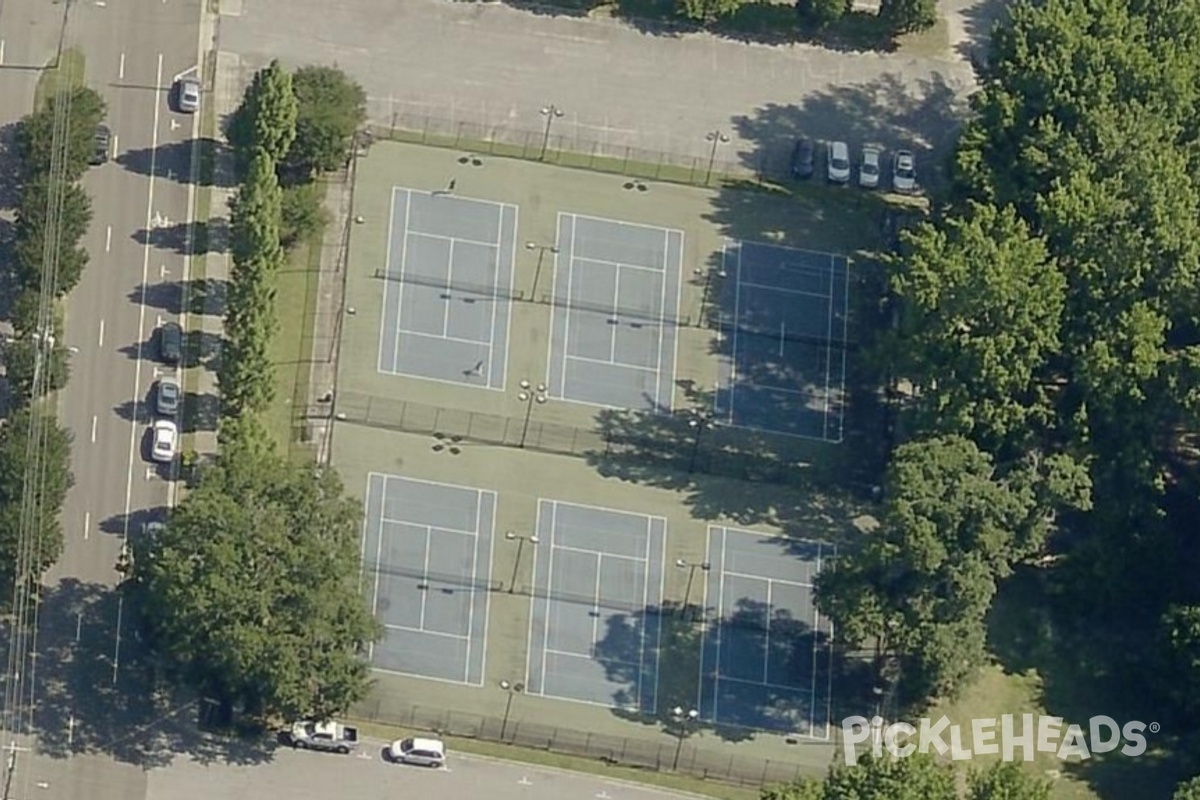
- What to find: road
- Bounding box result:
[10,0,206,799]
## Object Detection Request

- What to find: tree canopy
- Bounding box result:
[134,433,379,720]
[286,65,367,176]
[762,755,1047,800]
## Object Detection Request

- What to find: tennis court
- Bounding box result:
[712,240,850,442]
[362,473,497,685]
[377,187,518,389]
[525,499,667,711]
[699,526,833,737]
[547,213,683,411]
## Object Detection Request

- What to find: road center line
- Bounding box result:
[118,52,164,680]
[0,40,6,66]
[91,415,98,443]
[76,612,83,641]
[98,319,105,347]
[105,225,112,252]
[112,133,119,159]
[118,53,125,80]
[83,511,90,541]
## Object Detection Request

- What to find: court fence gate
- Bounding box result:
[351,697,830,788]
[304,391,820,487]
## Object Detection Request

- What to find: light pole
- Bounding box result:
[687,409,715,473]
[671,706,700,770]
[704,130,730,185]
[674,558,711,616]
[499,679,525,740]
[695,266,728,326]
[518,379,548,448]
[525,241,559,298]
[505,531,540,594]
[539,105,565,161]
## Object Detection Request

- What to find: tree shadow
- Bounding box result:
[129,279,227,318]
[26,577,278,767]
[116,138,237,188]
[181,390,220,435]
[118,329,222,372]
[952,0,1011,66]
[0,121,23,209]
[132,217,228,257]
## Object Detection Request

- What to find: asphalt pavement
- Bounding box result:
[10,1,206,800]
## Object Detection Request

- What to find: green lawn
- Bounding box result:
[262,205,324,461]
[34,49,86,109]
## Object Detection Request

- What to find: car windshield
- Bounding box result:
[162,383,179,400]
[833,157,849,169]
[862,161,879,175]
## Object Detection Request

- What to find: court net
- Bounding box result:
[371,268,857,350]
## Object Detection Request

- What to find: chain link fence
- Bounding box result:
[308,391,827,486]
[366,112,786,188]
[352,697,830,787]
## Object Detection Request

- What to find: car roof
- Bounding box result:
[154,418,177,431]
[406,737,445,753]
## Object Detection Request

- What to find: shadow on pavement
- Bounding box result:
[98,506,170,538]
[116,138,237,188]
[132,217,228,258]
[29,578,277,767]
[129,278,228,318]
[119,330,222,372]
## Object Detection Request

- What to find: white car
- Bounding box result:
[176,77,201,113]
[387,737,446,768]
[859,146,881,189]
[826,140,851,184]
[893,150,917,193]
[151,419,177,463]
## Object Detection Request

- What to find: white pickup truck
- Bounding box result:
[285,720,360,754]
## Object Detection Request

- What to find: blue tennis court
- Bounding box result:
[377,187,518,389]
[362,473,497,685]
[712,240,850,442]
[699,526,834,737]
[547,213,683,411]
[525,500,666,711]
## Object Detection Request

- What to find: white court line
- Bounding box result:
[441,238,456,338]
[762,579,774,685]
[377,187,401,374]
[589,553,603,655]
[543,646,606,660]
[667,230,683,414]
[409,229,500,251]
[715,674,818,693]
[371,665,482,687]
[721,569,814,589]
[736,279,830,302]
[478,494,498,686]
[484,208,503,390]
[371,489,386,615]
[463,491,482,683]
[565,353,658,374]
[574,254,668,275]
[418,526,433,629]
[390,189,412,373]
[539,501,557,694]
[552,543,646,563]
[379,516,478,536]
[809,540,823,735]
[393,328,491,348]
[636,516,652,711]
[821,253,836,441]
[696,527,716,712]
[568,211,686,241]
[559,218,578,393]
[652,229,668,409]
[607,265,621,362]
[383,623,470,642]
[550,497,669,524]
[653,519,667,714]
[524,500,546,689]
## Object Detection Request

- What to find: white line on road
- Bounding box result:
[118,52,125,80]
[76,612,83,641]
[145,467,154,481]
[112,133,119,158]
[160,264,166,278]
[91,415,97,443]
[98,319,105,347]
[105,225,112,252]
[156,314,163,328]
[68,715,75,746]
[83,511,90,541]
[118,51,165,685]
[0,40,6,66]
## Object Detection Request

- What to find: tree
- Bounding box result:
[761,779,823,800]
[280,183,327,250]
[3,338,71,404]
[12,176,94,295]
[823,753,956,799]
[798,0,847,29]
[1175,777,1200,800]
[879,0,936,33]
[1160,605,1200,722]
[816,436,1090,702]
[229,150,284,267]
[0,408,73,602]
[219,305,277,418]
[676,0,743,24]
[966,761,1052,800]
[229,60,298,165]
[888,202,1064,453]
[287,65,367,176]
[135,446,379,720]
[16,87,107,182]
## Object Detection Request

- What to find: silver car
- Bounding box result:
[176,77,201,113]
[155,377,181,416]
[859,146,882,189]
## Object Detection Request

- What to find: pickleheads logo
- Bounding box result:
[840,715,1157,766]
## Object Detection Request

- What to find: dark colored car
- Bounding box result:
[158,322,182,364]
[790,137,815,179]
[91,125,111,166]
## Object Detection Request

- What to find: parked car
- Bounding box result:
[158,322,182,364]
[151,419,177,463]
[387,737,446,768]
[826,141,851,184]
[176,76,201,113]
[286,720,360,754]
[790,137,815,179]
[893,149,917,193]
[859,145,881,189]
[91,125,111,166]
[155,377,181,416]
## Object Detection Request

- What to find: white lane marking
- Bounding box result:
[67,715,75,746]
[0,41,6,66]
[98,319,105,347]
[118,52,125,79]
[144,467,154,481]
[83,511,90,541]
[76,612,83,641]
[112,133,119,158]
[156,314,162,328]
[160,264,166,278]
[91,416,97,443]
[120,52,164,682]
[105,225,112,252]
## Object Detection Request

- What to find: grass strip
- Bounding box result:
[33,49,86,110]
